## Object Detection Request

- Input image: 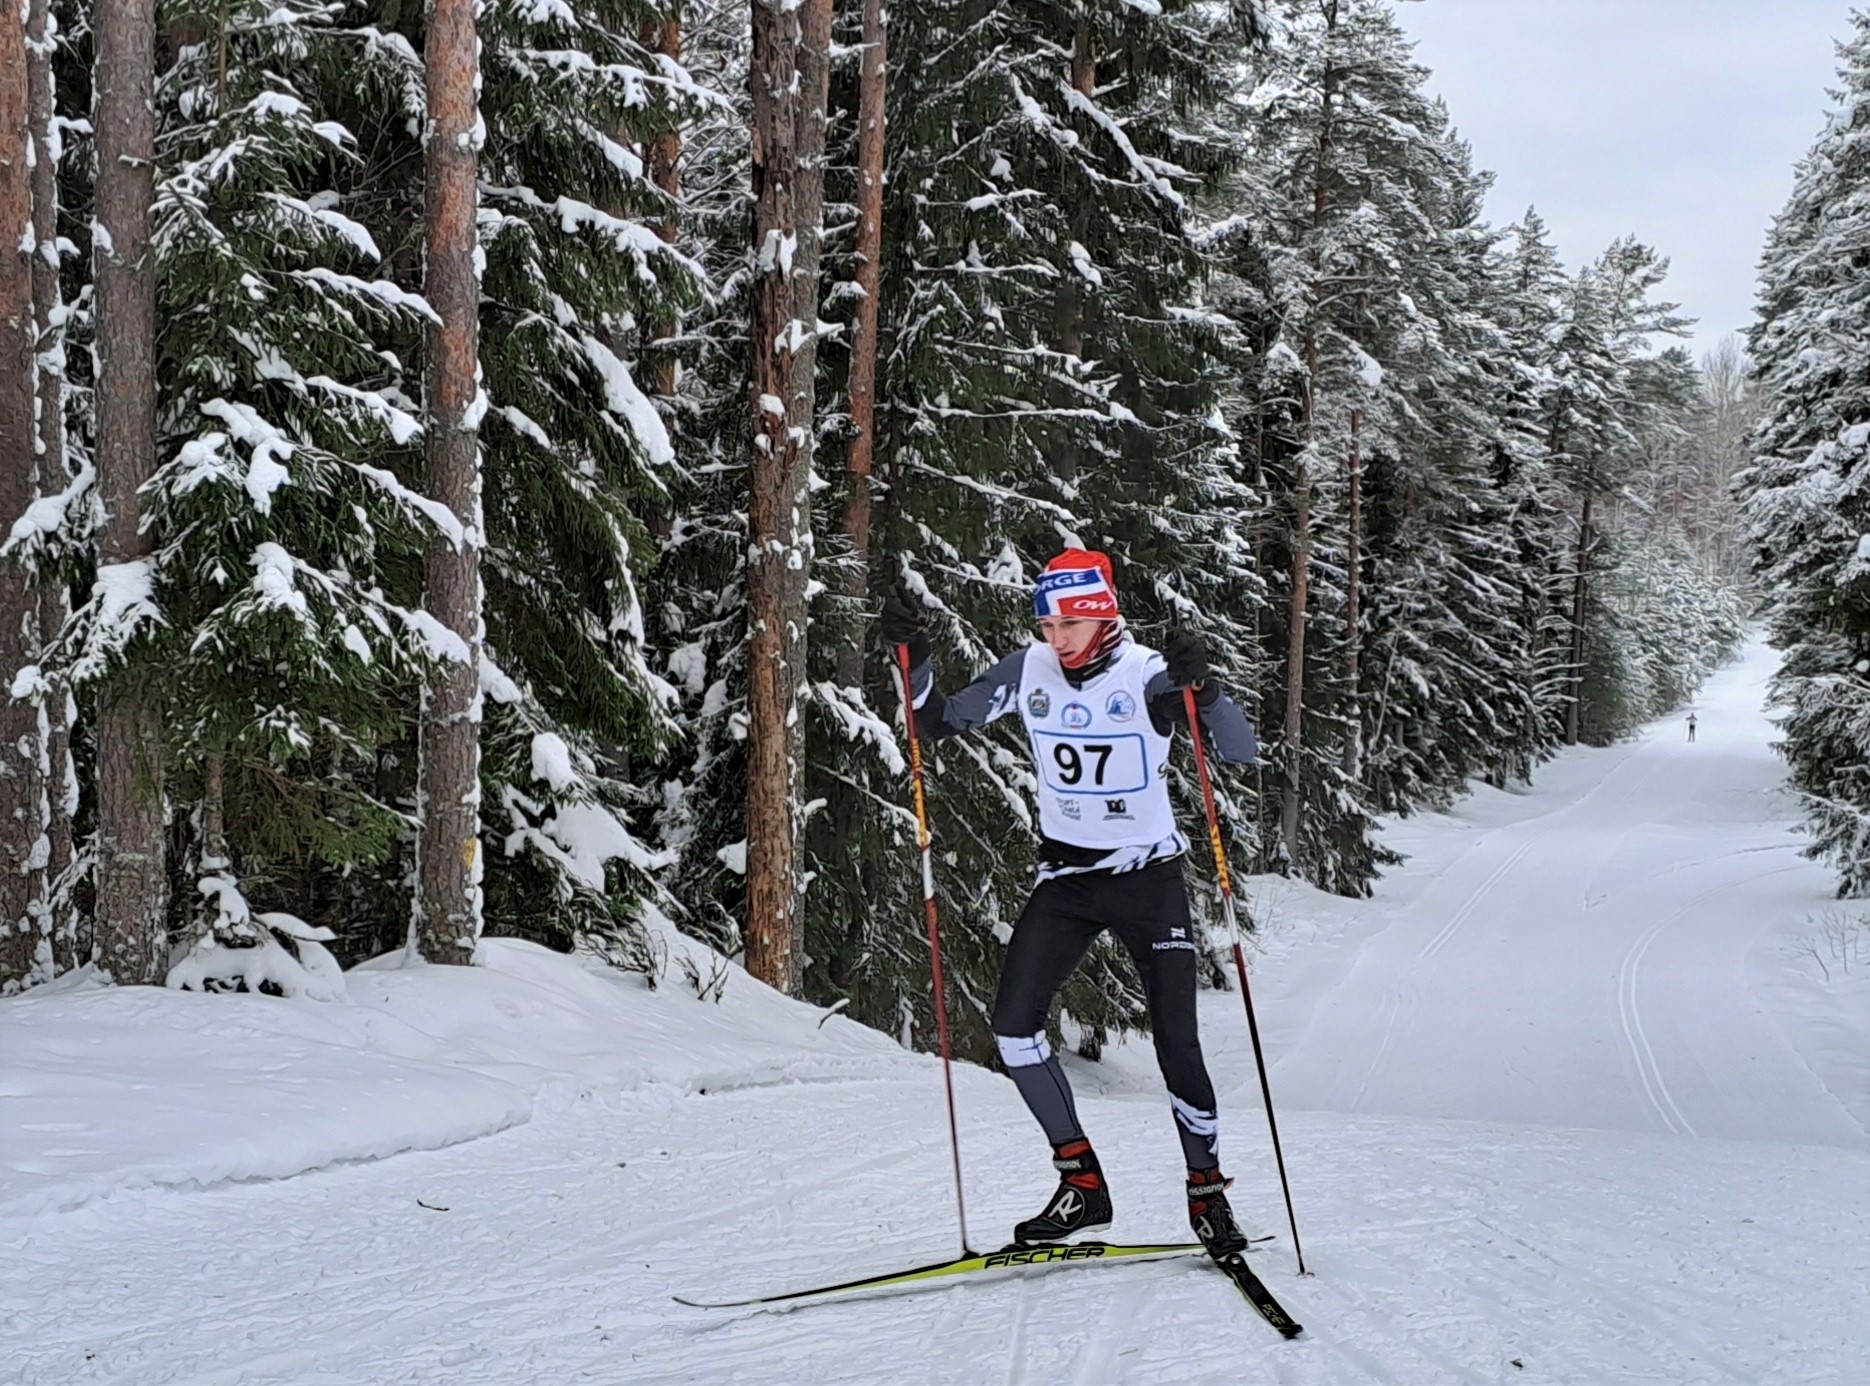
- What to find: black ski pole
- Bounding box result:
[1183,686,1307,1276]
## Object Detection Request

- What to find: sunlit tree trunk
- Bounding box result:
[413,0,484,965]
[839,0,886,686]
[0,0,46,988]
[28,0,73,969]
[744,0,813,995]
[93,0,168,983]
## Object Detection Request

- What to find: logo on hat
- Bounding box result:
[1033,549,1120,620]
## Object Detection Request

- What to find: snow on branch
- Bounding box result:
[578,334,676,469]
[1059,84,1189,210]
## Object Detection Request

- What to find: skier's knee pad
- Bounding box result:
[995,1030,1053,1069]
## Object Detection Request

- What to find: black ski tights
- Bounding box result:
[990,859,1221,1171]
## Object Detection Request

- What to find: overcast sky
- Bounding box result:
[1395,0,1856,362]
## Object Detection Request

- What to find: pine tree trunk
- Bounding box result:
[1564,487,1593,747]
[1049,18,1097,488]
[745,0,805,996]
[93,0,167,984]
[28,0,73,964]
[1343,406,1362,780]
[413,0,484,966]
[643,13,682,403]
[839,0,886,687]
[201,752,227,871]
[1280,443,1311,862]
[1250,335,1269,852]
[1281,41,1338,867]
[0,0,46,989]
[789,0,828,545]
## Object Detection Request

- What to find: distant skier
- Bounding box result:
[1687,712,1698,744]
[882,549,1260,1256]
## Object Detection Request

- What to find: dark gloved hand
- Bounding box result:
[880,586,931,668]
[1163,630,1219,704]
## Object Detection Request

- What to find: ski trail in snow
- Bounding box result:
[1264,640,1863,1145]
[1415,837,1535,961]
[1617,917,1695,1136]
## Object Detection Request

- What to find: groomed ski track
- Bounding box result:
[6,639,1867,1384]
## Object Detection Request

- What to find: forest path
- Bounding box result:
[1253,638,1865,1147]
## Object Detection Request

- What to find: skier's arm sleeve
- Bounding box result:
[1146,669,1260,765]
[908,649,1026,743]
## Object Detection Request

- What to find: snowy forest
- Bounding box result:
[0,0,1779,1053]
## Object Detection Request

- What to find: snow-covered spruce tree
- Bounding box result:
[1363,183,1563,806]
[425,0,712,964]
[775,0,1262,1058]
[15,0,710,981]
[1480,209,1582,780]
[1742,13,1870,892]
[128,2,457,978]
[642,0,762,972]
[1543,239,1690,746]
[1303,63,1547,824]
[1574,524,1745,747]
[1208,0,1474,892]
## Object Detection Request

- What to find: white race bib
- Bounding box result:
[1018,642,1183,851]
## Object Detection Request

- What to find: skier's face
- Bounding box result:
[1037,616,1104,664]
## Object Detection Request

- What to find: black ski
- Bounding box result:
[1211,1252,1303,1338]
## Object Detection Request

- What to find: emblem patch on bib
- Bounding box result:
[1106,691,1136,722]
[1027,689,1051,719]
[1061,702,1093,730]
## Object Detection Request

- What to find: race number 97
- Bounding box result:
[1052,741,1113,786]
[1033,732,1147,795]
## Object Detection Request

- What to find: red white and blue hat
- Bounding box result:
[1033,548,1120,620]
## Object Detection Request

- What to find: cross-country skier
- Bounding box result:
[881,549,1261,1257]
[1687,712,1698,743]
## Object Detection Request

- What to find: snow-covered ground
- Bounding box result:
[4,638,1866,1384]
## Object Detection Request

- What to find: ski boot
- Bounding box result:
[1187,1168,1250,1258]
[1012,1139,1113,1245]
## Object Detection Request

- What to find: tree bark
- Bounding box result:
[1048,18,1097,488]
[0,0,46,989]
[28,0,72,966]
[1280,439,1311,863]
[1342,406,1362,780]
[840,0,886,687]
[93,0,167,984]
[1564,487,1593,747]
[745,0,806,995]
[643,13,682,403]
[1280,35,1338,866]
[413,0,484,965]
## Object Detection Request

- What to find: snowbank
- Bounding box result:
[0,927,899,1218]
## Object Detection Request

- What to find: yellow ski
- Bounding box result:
[672,1240,1207,1310]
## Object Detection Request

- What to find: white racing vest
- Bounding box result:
[1017,641,1183,852]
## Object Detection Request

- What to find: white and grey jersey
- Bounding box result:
[909,637,1257,878]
